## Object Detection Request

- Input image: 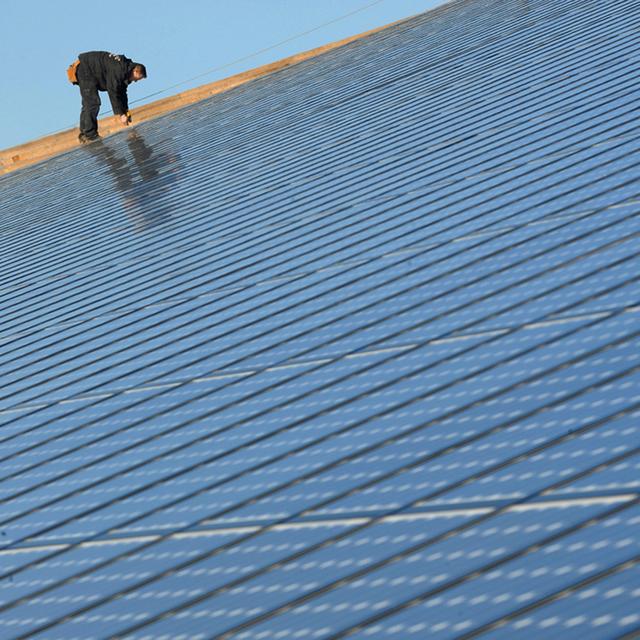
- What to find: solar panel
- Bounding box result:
[1,0,639,637]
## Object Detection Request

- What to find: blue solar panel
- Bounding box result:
[348,506,640,640]
[474,562,640,639]
[167,502,635,640]
[1,0,639,637]
[548,451,640,498]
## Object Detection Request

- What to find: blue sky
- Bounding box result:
[0,0,447,150]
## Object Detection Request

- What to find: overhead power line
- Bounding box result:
[132,0,387,105]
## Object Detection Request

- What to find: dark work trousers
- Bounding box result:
[76,64,101,139]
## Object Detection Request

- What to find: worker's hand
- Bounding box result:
[119,113,131,126]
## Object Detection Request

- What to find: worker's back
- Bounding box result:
[78,51,134,91]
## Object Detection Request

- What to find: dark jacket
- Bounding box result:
[78,51,135,115]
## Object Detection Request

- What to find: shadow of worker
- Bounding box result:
[85,130,182,233]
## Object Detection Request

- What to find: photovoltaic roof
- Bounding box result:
[0,0,639,638]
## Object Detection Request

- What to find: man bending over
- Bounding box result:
[70,51,147,144]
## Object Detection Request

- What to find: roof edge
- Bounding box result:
[0,16,409,175]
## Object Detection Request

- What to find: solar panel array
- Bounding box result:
[1,0,639,637]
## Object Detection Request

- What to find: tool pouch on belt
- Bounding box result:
[67,60,80,85]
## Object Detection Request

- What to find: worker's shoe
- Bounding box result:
[78,133,101,144]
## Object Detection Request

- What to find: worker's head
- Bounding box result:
[130,63,147,83]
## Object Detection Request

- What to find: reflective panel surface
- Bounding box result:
[1,0,639,638]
